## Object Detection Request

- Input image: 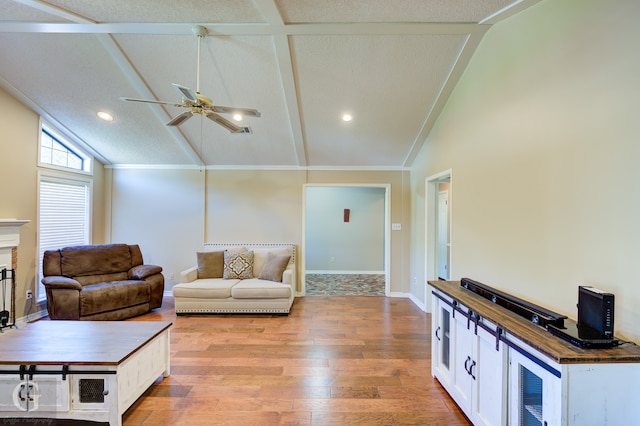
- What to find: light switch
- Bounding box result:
[392,223,401,231]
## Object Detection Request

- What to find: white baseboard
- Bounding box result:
[15,309,48,325]
[386,292,427,312]
[408,293,427,312]
[305,270,385,275]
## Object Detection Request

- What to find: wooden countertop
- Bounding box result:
[0,321,172,366]
[429,280,640,364]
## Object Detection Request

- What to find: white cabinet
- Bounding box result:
[507,341,561,426]
[0,374,69,412]
[473,321,507,426]
[431,282,640,426]
[506,333,640,426]
[432,295,453,388]
[432,291,507,426]
[450,306,474,412]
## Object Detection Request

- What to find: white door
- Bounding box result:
[451,310,473,413]
[473,325,507,426]
[437,190,450,280]
[0,377,26,411]
[29,376,69,412]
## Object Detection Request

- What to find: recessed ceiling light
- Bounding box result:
[233,114,243,122]
[342,114,352,122]
[97,111,113,122]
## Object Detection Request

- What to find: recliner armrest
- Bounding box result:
[41,276,82,290]
[129,264,163,280]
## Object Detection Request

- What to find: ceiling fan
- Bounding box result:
[120,25,260,134]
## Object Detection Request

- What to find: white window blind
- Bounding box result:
[38,174,91,301]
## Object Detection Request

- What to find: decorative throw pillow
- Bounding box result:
[196,251,224,279]
[223,250,254,279]
[258,252,291,282]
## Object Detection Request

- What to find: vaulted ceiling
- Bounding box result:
[0,0,541,168]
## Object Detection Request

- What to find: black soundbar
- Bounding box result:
[460,278,567,328]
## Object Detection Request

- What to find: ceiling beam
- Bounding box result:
[0,75,110,164]
[252,0,306,166]
[12,0,94,23]
[11,0,204,166]
[480,0,545,25]
[99,35,204,166]
[403,27,489,167]
[0,21,490,36]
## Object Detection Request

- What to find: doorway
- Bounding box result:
[437,186,450,280]
[302,184,390,296]
[425,170,452,310]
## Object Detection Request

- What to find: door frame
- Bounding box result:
[301,183,391,296]
[425,169,452,311]
[437,189,450,280]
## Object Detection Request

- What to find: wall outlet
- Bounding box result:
[330,257,335,263]
[170,273,175,280]
[26,290,33,299]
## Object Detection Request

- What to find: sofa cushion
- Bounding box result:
[172,278,239,299]
[252,248,290,277]
[197,251,224,279]
[75,272,128,287]
[231,279,292,299]
[224,251,254,279]
[80,280,150,316]
[258,252,291,283]
[61,244,132,277]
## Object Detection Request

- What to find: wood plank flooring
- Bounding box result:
[123,296,470,425]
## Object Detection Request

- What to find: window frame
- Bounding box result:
[38,120,93,175]
[36,171,93,302]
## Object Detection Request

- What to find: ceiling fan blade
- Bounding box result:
[166,111,193,126]
[212,105,261,117]
[120,97,183,107]
[206,112,251,133]
[172,83,199,104]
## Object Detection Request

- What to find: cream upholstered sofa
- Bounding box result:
[172,243,296,314]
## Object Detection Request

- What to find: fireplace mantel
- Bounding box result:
[0,219,29,249]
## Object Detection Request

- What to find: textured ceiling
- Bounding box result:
[0,0,542,168]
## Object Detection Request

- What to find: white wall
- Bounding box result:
[0,86,107,320]
[305,186,385,272]
[109,168,205,288]
[410,0,640,341]
[108,167,411,294]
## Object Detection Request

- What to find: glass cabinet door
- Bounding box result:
[433,298,454,385]
[520,364,543,426]
[509,345,560,426]
[441,306,451,369]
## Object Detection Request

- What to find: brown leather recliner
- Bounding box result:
[41,244,164,320]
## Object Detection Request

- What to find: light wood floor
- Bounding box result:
[124,296,471,425]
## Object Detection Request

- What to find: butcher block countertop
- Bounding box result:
[429,280,640,365]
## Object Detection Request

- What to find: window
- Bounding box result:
[37,173,92,301]
[39,122,92,174]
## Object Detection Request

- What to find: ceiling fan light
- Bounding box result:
[342,114,352,122]
[233,114,243,122]
[97,111,113,122]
